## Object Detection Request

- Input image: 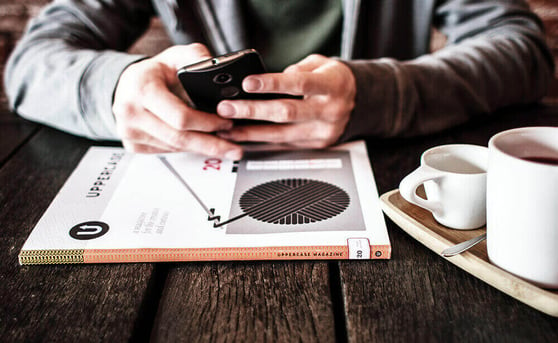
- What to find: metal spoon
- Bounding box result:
[441,233,487,257]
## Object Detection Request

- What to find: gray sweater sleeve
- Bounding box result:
[341,0,554,140]
[4,0,154,140]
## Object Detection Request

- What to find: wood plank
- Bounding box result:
[0,108,29,124]
[340,105,558,342]
[0,127,158,342]
[0,110,37,166]
[152,262,338,342]
[340,224,558,342]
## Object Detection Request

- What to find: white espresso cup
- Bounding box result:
[487,127,558,288]
[399,144,488,230]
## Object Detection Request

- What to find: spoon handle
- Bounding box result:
[441,233,487,257]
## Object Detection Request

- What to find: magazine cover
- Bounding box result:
[19,141,391,264]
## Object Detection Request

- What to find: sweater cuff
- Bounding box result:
[338,59,403,142]
[79,51,146,140]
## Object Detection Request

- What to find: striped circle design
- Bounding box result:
[239,179,350,225]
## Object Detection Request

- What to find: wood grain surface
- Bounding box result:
[0,110,37,166]
[152,262,337,342]
[0,126,158,342]
[2,105,558,342]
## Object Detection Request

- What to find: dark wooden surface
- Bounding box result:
[1,105,558,342]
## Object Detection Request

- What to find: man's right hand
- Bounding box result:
[112,44,243,160]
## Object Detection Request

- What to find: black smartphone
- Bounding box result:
[177,49,297,114]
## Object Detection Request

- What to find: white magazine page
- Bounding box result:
[22,141,389,253]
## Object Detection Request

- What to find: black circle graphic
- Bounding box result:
[239,179,350,225]
[69,221,109,240]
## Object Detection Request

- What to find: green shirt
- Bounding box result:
[244,0,342,72]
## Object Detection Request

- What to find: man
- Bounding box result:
[4,0,554,160]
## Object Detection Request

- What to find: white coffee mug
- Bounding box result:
[487,127,558,288]
[399,144,488,230]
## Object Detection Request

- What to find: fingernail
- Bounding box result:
[225,149,243,161]
[218,102,236,117]
[243,77,262,91]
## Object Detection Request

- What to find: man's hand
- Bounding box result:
[216,54,356,148]
[113,44,243,159]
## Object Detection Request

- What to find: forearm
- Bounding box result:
[3,0,154,140]
[340,0,554,140]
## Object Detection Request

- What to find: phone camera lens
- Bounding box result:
[213,73,233,84]
[221,86,240,98]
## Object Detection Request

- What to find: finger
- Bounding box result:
[285,140,337,149]
[154,43,212,70]
[217,98,324,123]
[141,82,233,131]
[242,72,327,96]
[283,54,328,73]
[122,129,180,152]
[168,131,243,160]
[123,137,177,153]
[218,121,339,146]
[120,107,241,158]
[127,122,243,159]
[122,141,175,154]
[117,110,183,152]
[217,123,291,143]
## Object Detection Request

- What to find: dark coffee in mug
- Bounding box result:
[521,156,558,166]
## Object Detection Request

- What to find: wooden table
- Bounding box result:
[1,104,558,342]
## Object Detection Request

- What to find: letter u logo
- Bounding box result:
[69,221,109,240]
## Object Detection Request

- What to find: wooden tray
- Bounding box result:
[380,189,558,317]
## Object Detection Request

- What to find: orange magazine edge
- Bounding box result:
[82,245,391,263]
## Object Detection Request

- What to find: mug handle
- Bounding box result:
[399,167,444,215]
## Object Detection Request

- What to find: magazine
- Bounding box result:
[19,141,391,264]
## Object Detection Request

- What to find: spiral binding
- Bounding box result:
[19,249,84,265]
